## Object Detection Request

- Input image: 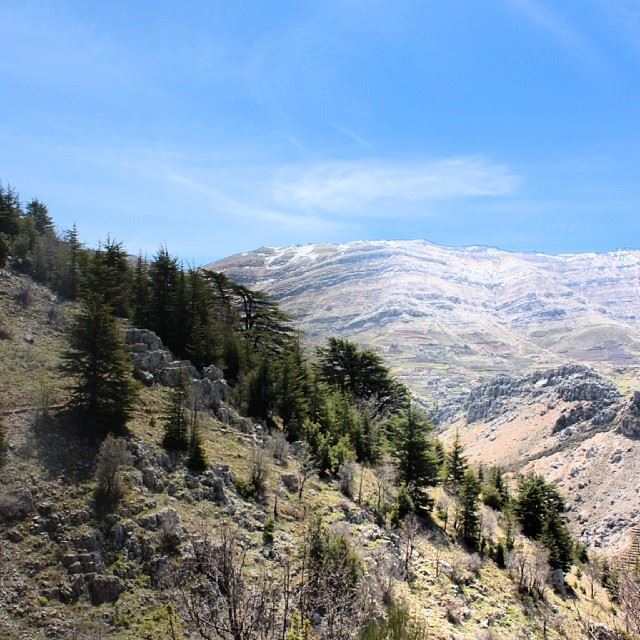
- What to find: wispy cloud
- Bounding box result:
[163,170,343,230]
[271,157,521,216]
[327,122,372,149]
[504,0,595,58]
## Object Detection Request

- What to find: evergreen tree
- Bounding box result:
[83,237,132,316]
[482,466,510,511]
[132,254,150,328]
[62,298,137,430]
[172,267,189,356]
[60,224,82,298]
[316,337,408,415]
[515,473,574,572]
[0,184,22,239]
[542,514,574,572]
[25,199,54,235]
[275,344,308,441]
[222,331,242,382]
[287,614,317,640]
[186,410,208,472]
[246,357,275,424]
[162,372,190,451]
[0,232,9,268]
[149,247,179,351]
[185,267,221,368]
[458,468,481,550]
[11,214,38,273]
[446,429,467,495]
[390,404,440,512]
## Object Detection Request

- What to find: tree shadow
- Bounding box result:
[31,409,129,483]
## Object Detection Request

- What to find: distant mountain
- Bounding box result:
[208,240,640,417]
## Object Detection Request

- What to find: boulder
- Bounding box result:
[88,574,124,605]
[135,370,154,386]
[142,467,165,493]
[619,391,640,438]
[158,361,201,386]
[281,473,299,494]
[203,364,224,381]
[75,529,104,552]
[125,328,163,351]
[0,490,35,521]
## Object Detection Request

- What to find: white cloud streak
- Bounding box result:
[505,0,595,58]
[271,157,521,215]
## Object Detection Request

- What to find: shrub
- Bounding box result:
[389,484,414,526]
[359,601,428,640]
[234,476,255,500]
[263,516,275,546]
[269,430,289,464]
[94,435,132,511]
[14,283,33,307]
[338,461,356,498]
[445,598,467,625]
[249,446,269,501]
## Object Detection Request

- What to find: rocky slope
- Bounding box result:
[208,240,640,412]
[441,365,640,550]
[2,269,627,640]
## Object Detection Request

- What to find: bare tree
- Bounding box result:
[584,553,604,600]
[269,431,289,465]
[506,543,549,598]
[436,492,456,536]
[480,506,498,548]
[373,463,395,515]
[400,514,420,580]
[297,443,317,500]
[94,434,132,510]
[176,523,289,640]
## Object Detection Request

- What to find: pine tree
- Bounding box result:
[482,466,510,510]
[246,357,275,424]
[25,199,54,235]
[132,254,150,328]
[162,372,190,451]
[83,237,131,317]
[390,404,440,512]
[446,429,467,495]
[542,514,574,572]
[62,298,137,430]
[515,473,575,572]
[61,224,82,298]
[0,184,22,239]
[458,468,481,549]
[186,410,208,472]
[172,267,189,356]
[275,338,308,441]
[149,247,179,351]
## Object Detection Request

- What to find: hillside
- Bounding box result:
[208,240,640,413]
[209,240,640,552]
[1,269,635,640]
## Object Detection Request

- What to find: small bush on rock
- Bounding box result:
[94,434,132,511]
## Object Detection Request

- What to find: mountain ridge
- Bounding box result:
[207,239,640,414]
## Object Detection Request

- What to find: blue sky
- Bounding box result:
[1,0,639,262]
